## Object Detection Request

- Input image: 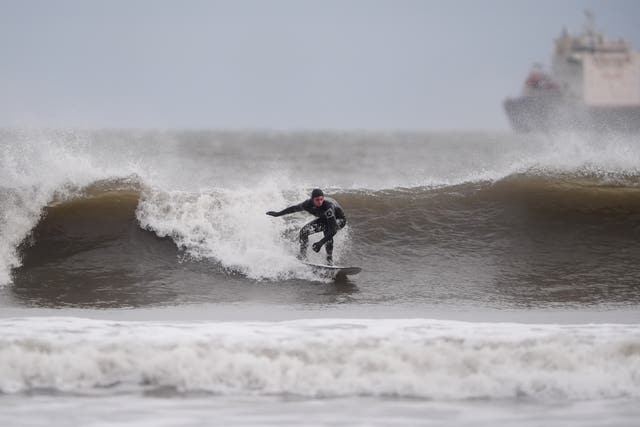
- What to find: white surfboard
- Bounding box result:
[302,262,361,276]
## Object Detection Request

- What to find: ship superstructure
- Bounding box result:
[504,12,640,132]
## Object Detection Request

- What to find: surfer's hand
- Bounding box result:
[266,211,279,217]
[312,242,323,252]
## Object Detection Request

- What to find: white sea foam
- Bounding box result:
[135,181,352,280]
[0,317,638,400]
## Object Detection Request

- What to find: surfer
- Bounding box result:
[266,189,346,265]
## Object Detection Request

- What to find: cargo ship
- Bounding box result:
[504,12,640,133]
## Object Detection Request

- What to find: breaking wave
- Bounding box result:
[5,172,639,284]
[2,128,640,286]
[1,317,639,400]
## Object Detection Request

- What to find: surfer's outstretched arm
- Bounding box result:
[266,203,303,217]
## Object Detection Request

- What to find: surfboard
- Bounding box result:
[302,262,361,276]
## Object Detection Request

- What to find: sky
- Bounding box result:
[1,0,639,130]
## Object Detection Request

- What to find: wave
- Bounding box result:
[2,128,640,286]
[0,137,110,286]
[339,172,640,214]
[1,317,639,400]
[6,170,640,287]
[9,178,341,285]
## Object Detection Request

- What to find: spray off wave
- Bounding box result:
[0,132,117,285]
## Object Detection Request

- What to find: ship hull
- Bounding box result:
[504,96,640,133]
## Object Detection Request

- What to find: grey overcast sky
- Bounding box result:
[1,0,639,130]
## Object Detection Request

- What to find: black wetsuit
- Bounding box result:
[269,197,347,261]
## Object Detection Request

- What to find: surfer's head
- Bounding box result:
[311,188,324,207]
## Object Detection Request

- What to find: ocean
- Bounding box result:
[1,129,639,426]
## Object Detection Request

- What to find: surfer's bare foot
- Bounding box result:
[326,256,333,266]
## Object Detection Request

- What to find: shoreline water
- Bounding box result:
[1,394,638,427]
[0,304,639,324]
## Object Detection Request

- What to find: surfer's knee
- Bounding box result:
[324,227,337,240]
[299,226,311,241]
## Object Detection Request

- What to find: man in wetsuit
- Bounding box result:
[266,189,346,265]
